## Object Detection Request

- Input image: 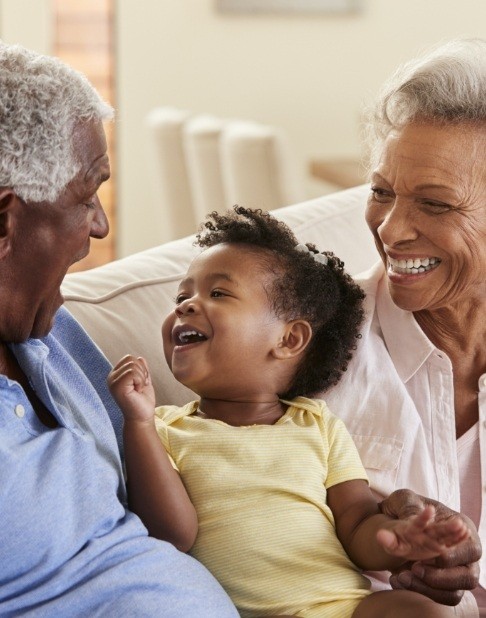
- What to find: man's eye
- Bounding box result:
[370,187,393,203]
[83,202,96,210]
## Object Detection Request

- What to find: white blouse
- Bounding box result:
[324,261,485,618]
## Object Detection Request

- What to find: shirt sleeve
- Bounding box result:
[324,408,369,489]
[154,406,178,470]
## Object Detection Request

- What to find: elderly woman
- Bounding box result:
[0,42,238,616]
[325,38,486,617]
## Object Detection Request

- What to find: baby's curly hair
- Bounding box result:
[195,206,365,400]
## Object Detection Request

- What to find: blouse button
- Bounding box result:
[15,404,25,418]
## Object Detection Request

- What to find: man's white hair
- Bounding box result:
[0,41,114,203]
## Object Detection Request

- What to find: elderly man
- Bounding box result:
[0,41,237,616]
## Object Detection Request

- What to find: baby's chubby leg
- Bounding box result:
[351,590,456,618]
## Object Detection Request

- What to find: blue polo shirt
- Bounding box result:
[0,307,237,617]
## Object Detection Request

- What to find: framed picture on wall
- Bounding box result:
[216,0,363,13]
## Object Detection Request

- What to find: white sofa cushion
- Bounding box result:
[62,184,376,406]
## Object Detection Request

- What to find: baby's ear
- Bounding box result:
[272,320,312,360]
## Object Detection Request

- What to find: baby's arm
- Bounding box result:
[327,480,470,571]
[108,355,197,551]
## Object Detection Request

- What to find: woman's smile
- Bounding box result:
[387,255,441,275]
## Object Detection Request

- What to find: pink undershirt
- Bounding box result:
[457,422,486,615]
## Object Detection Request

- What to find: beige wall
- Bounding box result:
[0,0,51,55]
[2,0,486,256]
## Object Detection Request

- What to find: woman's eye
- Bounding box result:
[210,290,226,298]
[420,200,451,213]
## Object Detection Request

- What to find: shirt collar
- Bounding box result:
[375,272,436,383]
[280,396,323,418]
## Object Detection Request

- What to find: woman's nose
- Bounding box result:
[376,201,419,247]
[89,194,110,239]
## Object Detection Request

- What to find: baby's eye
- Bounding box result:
[175,294,189,304]
[210,290,226,298]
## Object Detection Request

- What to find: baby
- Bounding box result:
[109,206,469,618]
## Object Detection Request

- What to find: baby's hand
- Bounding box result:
[377,505,471,562]
[108,354,156,423]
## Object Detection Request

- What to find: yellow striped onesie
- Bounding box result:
[155,397,371,617]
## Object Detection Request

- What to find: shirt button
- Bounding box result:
[15,404,25,418]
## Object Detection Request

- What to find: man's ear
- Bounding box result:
[0,188,17,259]
[272,320,312,360]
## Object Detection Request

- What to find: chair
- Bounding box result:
[145,107,197,242]
[220,120,305,211]
[183,114,227,221]
[146,108,306,239]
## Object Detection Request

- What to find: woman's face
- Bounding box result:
[366,122,486,313]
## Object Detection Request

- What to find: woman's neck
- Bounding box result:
[414,300,486,361]
[196,396,286,426]
[415,300,486,438]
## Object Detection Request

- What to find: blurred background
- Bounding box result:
[1,0,485,270]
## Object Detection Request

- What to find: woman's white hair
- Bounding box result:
[0,41,114,203]
[365,38,486,170]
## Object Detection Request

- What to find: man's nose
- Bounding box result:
[90,194,109,239]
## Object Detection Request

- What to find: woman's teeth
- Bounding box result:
[388,256,441,274]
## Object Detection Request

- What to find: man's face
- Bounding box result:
[4,119,110,341]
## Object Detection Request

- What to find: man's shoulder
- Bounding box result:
[48,307,124,451]
[49,306,111,369]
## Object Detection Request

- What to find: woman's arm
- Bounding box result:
[108,355,197,552]
[327,481,470,572]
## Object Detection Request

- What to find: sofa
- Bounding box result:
[61,184,377,407]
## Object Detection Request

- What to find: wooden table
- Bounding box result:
[309,157,367,189]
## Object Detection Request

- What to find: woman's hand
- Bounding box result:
[380,489,481,606]
[377,504,470,561]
